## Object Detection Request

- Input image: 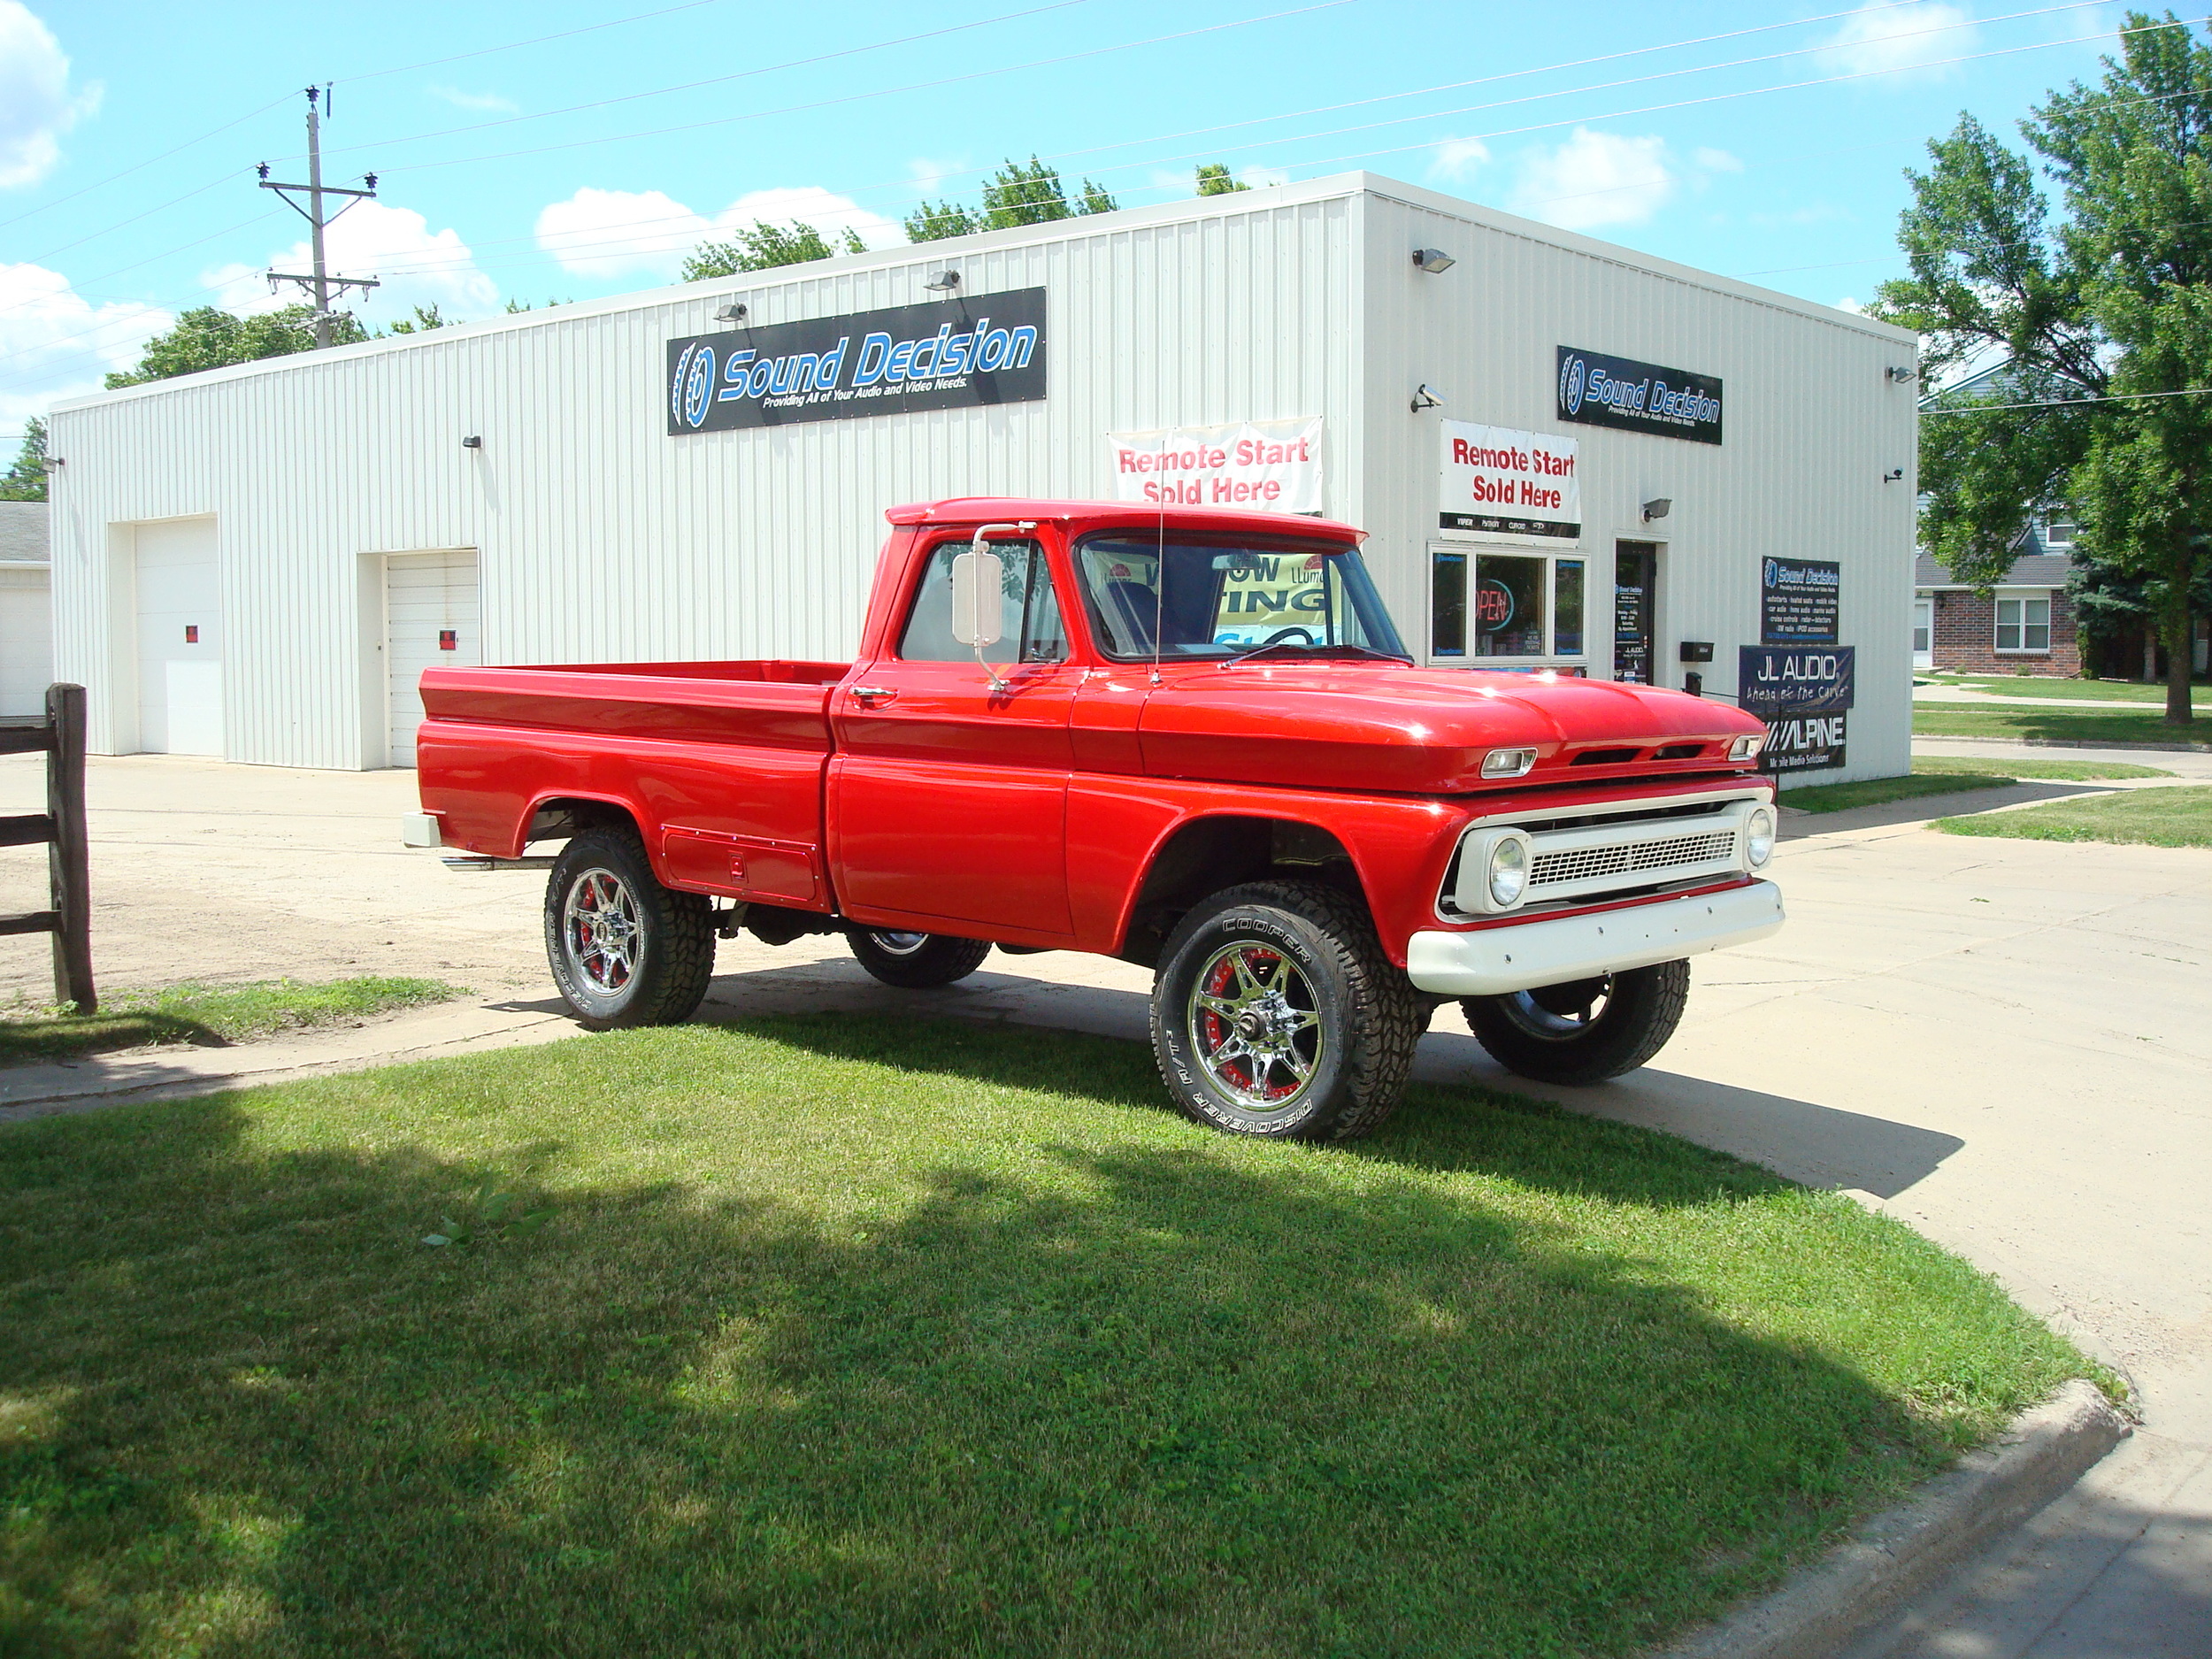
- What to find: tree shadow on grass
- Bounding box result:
[0,1018,2073,1659]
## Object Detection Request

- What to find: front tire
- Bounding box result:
[1460,960,1690,1085]
[847,929,993,988]
[1152,879,1421,1141]
[544,827,715,1029]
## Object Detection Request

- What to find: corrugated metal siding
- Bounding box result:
[50,189,1356,768]
[1357,187,1916,786]
[49,171,1912,779]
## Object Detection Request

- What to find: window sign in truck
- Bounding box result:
[403,500,1783,1141]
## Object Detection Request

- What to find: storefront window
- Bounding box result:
[1430,549,1589,662]
[1554,558,1585,657]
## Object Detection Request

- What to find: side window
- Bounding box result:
[897,540,1065,664]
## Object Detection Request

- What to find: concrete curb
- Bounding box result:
[1659,1380,2127,1659]
[1913,732,2212,755]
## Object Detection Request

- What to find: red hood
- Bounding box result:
[1135,664,1767,794]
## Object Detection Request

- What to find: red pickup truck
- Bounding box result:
[406,498,1782,1141]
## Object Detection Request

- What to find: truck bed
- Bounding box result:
[416,659,849,905]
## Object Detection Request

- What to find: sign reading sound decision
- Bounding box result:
[1556,345,1724,445]
[665,288,1047,434]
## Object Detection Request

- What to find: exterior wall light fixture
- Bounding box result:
[1641,497,1671,522]
[1886,365,1917,383]
[462,435,483,449]
[1412,249,1455,273]
[713,302,748,325]
[1410,383,1444,411]
[925,271,961,292]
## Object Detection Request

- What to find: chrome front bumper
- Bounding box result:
[1404,880,1784,997]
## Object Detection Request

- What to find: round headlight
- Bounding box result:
[1745,805,1776,869]
[1487,836,1529,907]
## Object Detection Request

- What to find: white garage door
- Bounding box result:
[134,518,223,756]
[386,549,480,766]
[0,566,51,718]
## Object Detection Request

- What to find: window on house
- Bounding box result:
[2040,513,2076,549]
[1995,594,2052,653]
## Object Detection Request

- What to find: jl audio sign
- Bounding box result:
[1739,646,1854,774]
[665,288,1047,434]
[1556,345,1724,445]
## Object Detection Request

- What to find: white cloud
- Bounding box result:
[534,184,899,281]
[427,85,519,114]
[1817,2,1978,81]
[1833,296,1870,315]
[1693,147,1745,174]
[0,262,169,426]
[1511,129,1677,231]
[908,156,968,198]
[1429,136,1492,184]
[0,3,100,189]
[202,199,499,323]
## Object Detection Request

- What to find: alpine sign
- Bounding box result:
[1739,646,1855,774]
[665,288,1047,434]
[1555,345,1723,445]
[1436,420,1580,543]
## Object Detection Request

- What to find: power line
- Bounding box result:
[1923,386,2212,414]
[0,94,297,235]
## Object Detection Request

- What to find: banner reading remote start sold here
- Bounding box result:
[1105,417,1325,513]
[1437,419,1581,543]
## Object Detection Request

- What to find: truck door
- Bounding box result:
[829,534,1078,939]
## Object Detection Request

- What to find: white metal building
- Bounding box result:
[45,172,1917,780]
[0,502,53,719]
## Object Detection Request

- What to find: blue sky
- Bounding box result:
[0,0,2147,436]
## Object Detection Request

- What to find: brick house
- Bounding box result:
[1914,529,2081,677]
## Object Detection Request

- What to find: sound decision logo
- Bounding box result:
[1559,353,1588,418]
[1554,344,1724,445]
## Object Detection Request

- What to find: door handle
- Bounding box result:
[849,686,896,706]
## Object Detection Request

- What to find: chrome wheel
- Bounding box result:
[1187,941,1325,1110]
[866,931,931,956]
[562,867,642,995]
[1494,975,1614,1041]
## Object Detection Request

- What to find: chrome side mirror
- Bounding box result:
[950,541,1008,690]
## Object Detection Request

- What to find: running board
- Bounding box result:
[442,856,558,873]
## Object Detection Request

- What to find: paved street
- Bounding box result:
[3,746,2208,1654]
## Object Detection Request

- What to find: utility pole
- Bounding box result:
[257,86,380,349]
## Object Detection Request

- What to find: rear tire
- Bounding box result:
[1460,960,1690,1085]
[544,828,716,1029]
[847,929,992,988]
[1152,879,1420,1141]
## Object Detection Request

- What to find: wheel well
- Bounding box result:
[1120,816,1367,968]
[525,796,641,847]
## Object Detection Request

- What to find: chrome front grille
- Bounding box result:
[1529,829,1739,888]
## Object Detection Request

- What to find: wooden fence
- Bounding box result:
[0,684,96,1013]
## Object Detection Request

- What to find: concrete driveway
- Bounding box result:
[3,749,2207,1654]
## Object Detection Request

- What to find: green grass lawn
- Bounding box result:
[1926,673,2210,707]
[1781,772,2013,814]
[1909,757,2174,782]
[0,977,457,1065]
[1939,785,2212,849]
[1911,703,2207,746]
[0,1017,2099,1657]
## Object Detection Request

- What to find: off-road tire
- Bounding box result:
[1461,959,1690,1086]
[1152,879,1421,1141]
[847,930,993,988]
[543,827,716,1030]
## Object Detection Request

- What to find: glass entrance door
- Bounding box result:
[1613,541,1657,684]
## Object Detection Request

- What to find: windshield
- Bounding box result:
[1073,534,1409,663]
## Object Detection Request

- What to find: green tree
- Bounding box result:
[381,304,449,335]
[905,156,1117,242]
[682,220,866,280]
[1,418,47,502]
[1875,11,2212,722]
[1195,163,1251,196]
[104,304,370,388]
